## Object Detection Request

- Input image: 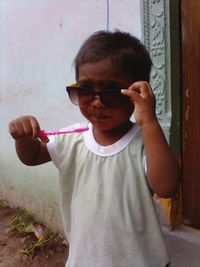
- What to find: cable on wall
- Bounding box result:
[106,0,110,31]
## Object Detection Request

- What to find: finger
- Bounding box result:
[29,117,49,143]
[22,120,34,137]
[121,88,142,101]
[129,81,154,97]
[9,122,20,139]
[17,120,28,138]
[9,120,28,139]
[29,117,40,138]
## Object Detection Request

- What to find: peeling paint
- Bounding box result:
[185,87,190,98]
[185,105,190,120]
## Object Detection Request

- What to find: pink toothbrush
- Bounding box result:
[39,124,89,137]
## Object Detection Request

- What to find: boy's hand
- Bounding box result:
[9,115,49,143]
[121,81,156,126]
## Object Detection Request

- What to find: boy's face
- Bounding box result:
[77,58,134,132]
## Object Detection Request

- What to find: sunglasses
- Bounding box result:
[66,85,131,107]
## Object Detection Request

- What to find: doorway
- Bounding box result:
[181,0,200,228]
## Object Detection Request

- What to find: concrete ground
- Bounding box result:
[162,225,200,267]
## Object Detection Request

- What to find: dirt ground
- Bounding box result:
[0,202,68,267]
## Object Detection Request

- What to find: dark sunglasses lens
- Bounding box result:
[102,91,130,106]
[67,87,79,105]
[78,89,93,106]
[67,87,92,106]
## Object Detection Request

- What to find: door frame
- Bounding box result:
[141,0,181,151]
[141,0,182,228]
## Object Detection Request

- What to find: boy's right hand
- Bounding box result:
[9,115,49,143]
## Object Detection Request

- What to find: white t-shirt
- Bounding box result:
[47,122,170,267]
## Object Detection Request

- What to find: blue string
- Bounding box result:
[106,0,110,31]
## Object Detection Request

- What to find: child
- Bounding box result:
[9,30,180,267]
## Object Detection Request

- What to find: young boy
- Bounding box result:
[9,30,180,267]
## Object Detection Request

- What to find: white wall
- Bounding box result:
[0,0,141,232]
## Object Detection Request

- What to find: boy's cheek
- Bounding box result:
[79,107,90,119]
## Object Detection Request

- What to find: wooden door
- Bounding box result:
[182,0,200,228]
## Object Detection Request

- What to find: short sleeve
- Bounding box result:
[47,136,59,168]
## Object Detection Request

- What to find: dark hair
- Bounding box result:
[74,30,152,82]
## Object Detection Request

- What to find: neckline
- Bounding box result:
[83,122,140,157]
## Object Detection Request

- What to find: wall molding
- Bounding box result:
[141,0,171,139]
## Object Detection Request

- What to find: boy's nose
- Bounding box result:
[91,95,105,108]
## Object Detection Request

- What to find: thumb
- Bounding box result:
[38,131,49,143]
[40,135,49,143]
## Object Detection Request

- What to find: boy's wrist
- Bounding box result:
[140,118,159,130]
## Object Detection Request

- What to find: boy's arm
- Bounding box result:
[122,82,180,198]
[141,119,180,198]
[9,116,51,166]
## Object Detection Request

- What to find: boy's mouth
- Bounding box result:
[88,109,109,118]
[89,113,111,122]
[91,115,109,120]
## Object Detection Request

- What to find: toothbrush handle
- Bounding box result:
[39,130,55,137]
[39,127,89,137]
[39,130,72,136]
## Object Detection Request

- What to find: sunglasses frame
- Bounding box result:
[66,86,130,107]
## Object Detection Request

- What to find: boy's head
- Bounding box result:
[74,30,152,82]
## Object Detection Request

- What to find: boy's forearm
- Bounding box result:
[141,120,180,198]
[15,137,41,166]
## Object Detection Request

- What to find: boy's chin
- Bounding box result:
[91,120,133,133]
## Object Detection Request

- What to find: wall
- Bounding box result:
[0,0,141,233]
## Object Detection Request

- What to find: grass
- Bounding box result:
[10,208,33,236]
[0,198,4,209]
[10,208,56,256]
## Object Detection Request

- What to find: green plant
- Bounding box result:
[10,208,56,256]
[0,198,4,209]
[10,208,33,236]
[22,227,56,255]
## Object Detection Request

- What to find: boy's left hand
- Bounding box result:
[121,81,156,126]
